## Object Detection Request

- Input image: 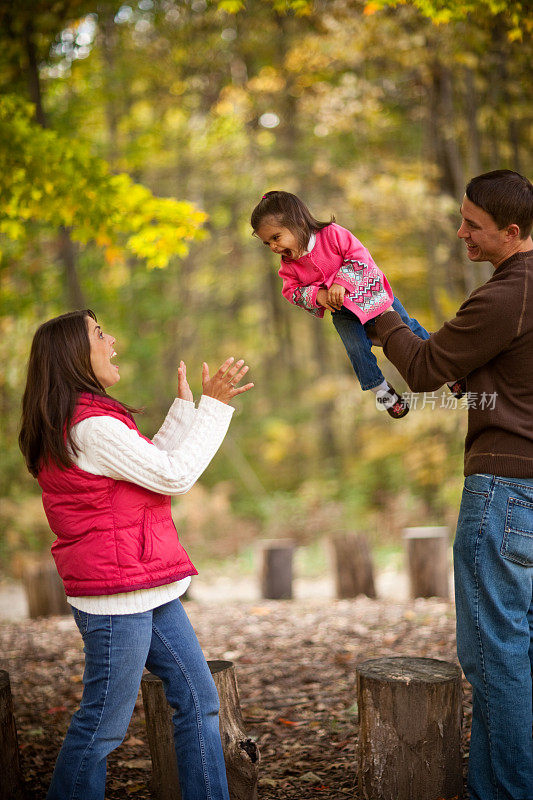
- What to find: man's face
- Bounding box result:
[457,195,510,267]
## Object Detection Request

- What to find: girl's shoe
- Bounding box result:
[376,386,410,419]
[447,378,467,399]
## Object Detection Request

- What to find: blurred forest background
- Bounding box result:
[0,0,531,578]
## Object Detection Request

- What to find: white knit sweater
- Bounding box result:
[65,394,234,615]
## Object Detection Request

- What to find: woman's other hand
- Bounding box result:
[202,358,254,404]
[177,361,194,402]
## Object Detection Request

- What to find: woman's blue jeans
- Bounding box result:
[453,474,533,800]
[331,296,430,390]
[46,599,230,800]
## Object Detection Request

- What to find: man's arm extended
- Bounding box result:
[372,282,519,392]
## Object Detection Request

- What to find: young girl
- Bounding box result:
[251,191,463,418]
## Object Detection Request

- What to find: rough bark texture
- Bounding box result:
[403,527,450,600]
[0,670,26,800]
[330,533,376,599]
[22,559,70,619]
[357,657,463,800]
[260,540,294,600]
[141,661,259,800]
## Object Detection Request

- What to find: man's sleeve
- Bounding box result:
[373,283,519,391]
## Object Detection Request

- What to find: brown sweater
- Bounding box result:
[373,250,533,477]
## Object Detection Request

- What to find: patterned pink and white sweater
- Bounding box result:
[278,223,393,323]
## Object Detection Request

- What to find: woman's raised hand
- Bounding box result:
[177,361,194,402]
[202,357,254,404]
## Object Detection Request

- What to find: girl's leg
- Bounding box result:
[47,608,153,800]
[331,306,385,391]
[390,296,430,340]
[146,599,230,800]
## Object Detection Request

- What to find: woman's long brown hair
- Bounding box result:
[19,310,130,477]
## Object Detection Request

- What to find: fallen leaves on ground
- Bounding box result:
[0,596,470,799]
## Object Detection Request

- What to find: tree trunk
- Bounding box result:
[329,533,376,599]
[0,671,26,800]
[357,656,463,800]
[141,662,259,800]
[23,20,47,128]
[260,539,294,599]
[403,526,450,600]
[22,22,86,308]
[22,558,70,618]
[58,227,86,308]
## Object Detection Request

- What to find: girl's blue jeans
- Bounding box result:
[453,474,533,800]
[46,599,230,800]
[331,296,430,390]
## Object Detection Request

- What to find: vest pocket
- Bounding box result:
[501,497,533,567]
[140,508,154,562]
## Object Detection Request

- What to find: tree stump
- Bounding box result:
[0,670,26,800]
[357,657,463,800]
[141,660,259,800]
[329,533,376,599]
[22,557,70,618]
[259,539,294,599]
[403,526,450,599]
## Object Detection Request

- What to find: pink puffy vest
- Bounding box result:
[38,392,197,597]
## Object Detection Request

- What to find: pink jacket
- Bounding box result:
[38,393,197,597]
[278,223,393,322]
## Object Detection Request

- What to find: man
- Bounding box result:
[373,170,533,800]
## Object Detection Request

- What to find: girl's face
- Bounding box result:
[255,217,301,259]
[86,316,120,388]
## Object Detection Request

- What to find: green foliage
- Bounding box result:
[0,95,207,268]
[364,0,532,39]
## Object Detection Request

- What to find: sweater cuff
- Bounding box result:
[198,394,236,418]
[373,310,407,343]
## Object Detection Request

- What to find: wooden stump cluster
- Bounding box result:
[357,656,463,800]
[141,660,259,800]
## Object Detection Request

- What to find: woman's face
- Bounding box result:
[86,316,120,388]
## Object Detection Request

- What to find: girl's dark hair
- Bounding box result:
[251,191,334,254]
[19,309,134,477]
[466,170,533,239]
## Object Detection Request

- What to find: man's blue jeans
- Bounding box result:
[46,599,230,800]
[453,474,533,800]
[331,296,430,390]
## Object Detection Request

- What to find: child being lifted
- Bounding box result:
[251,190,464,418]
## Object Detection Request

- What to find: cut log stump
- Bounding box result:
[141,660,259,800]
[329,533,376,599]
[357,656,463,800]
[259,539,294,599]
[22,557,70,618]
[0,670,26,800]
[403,526,450,599]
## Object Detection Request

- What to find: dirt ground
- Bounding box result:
[0,590,470,799]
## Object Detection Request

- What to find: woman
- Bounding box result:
[19,309,254,800]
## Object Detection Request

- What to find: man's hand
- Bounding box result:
[327,283,346,310]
